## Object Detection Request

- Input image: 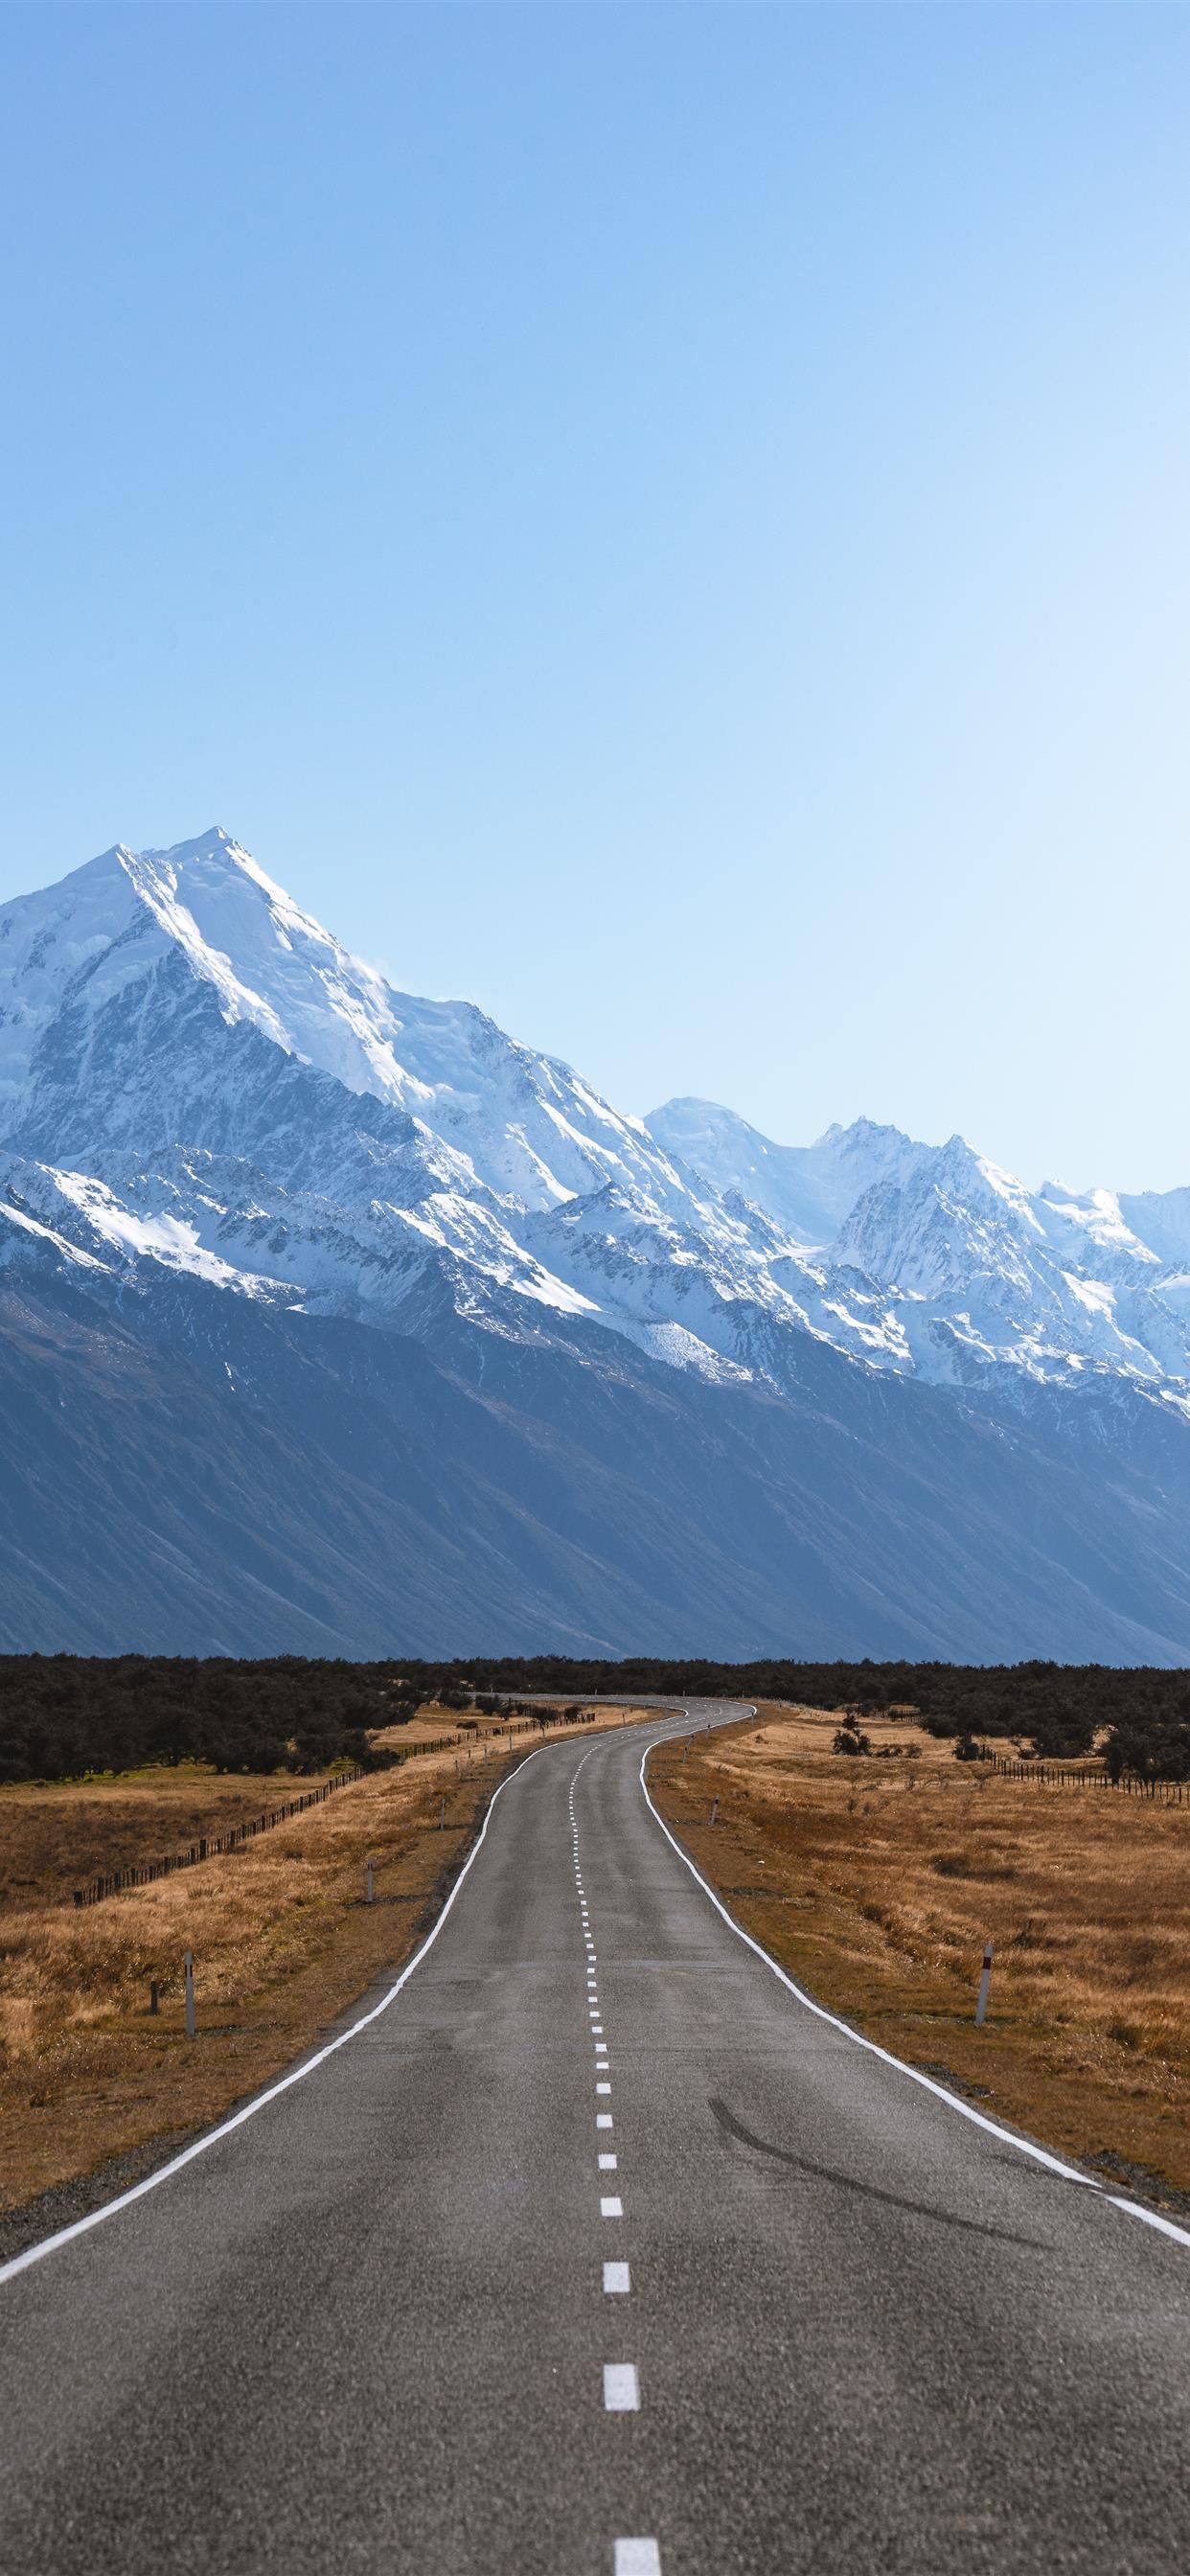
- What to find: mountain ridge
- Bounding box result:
[4,828,1190,1659]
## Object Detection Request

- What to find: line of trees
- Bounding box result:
[2,1654,1188,1785]
[0,1656,419,1783]
[405,1656,1190,1779]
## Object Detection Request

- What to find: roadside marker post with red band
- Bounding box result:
[975,1939,993,2027]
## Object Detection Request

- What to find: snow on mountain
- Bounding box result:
[827,1138,1179,1392]
[0,829,700,1331]
[0,829,695,1216]
[521,1183,909,1377]
[11,828,1190,1660]
[1118,1184,1190,1271]
[0,830,895,1370]
[650,1096,1190,1407]
[4,827,1190,1421]
[0,828,435,1117]
[644,1098,925,1246]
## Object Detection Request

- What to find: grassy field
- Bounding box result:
[0,1702,647,2224]
[649,1704,1190,2208]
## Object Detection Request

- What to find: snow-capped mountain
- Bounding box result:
[645,1098,927,1248]
[4,827,1190,1660]
[0,831,907,1373]
[647,1095,1190,1407]
[1,831,680,1204]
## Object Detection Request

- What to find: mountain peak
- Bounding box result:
[813,1115,911,1150]
[2,832,718,1221]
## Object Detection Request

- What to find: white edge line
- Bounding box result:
[2,1732,569,2289]
[640,1708,1190,2256]
[1105,2194,1190,2244]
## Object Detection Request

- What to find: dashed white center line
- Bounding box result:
[570,1749,661,2576]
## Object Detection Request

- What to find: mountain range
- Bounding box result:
[3,827,1190,1661]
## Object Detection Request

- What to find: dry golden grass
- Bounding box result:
[650,1703,1190,2206]
[0,1703,643,2220]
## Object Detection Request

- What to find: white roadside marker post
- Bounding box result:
[439,1798,446,1829]
[184,1951,195,2039]
[366,1859,374,1905]
[709,1798,719,1827]
[975,1938,993,2027]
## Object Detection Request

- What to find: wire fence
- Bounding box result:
[71,1764,378,1907]
[984,1752,1189,1806]
[70,1705,597,1906]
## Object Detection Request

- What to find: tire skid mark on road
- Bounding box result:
[642,1707,1190,2260]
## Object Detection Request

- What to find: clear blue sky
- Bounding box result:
[2,4,1187,1192]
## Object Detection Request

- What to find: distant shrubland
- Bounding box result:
[1,1654,1188,1784]
[0,1658,419,1783]
[432,1657,1190,1778]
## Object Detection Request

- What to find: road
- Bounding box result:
[2,1703,1189,2573]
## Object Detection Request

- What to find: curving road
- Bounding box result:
[2,1704,1189,2574]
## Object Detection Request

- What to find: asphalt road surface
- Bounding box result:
[3,1703,1189,2574]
